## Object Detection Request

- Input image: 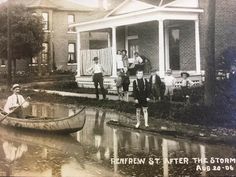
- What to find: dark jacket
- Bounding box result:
[149,74,162,89]
[133,78,150,101]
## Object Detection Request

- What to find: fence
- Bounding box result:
[80,48,113,76]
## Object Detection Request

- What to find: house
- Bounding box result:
[70,0,236,90]
[1,0,109,74]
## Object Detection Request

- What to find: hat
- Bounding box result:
[181,72,190,77]
[166,69,172,74]
[11,84,20,91]
[93,57,99,61]
[151,68,158,73]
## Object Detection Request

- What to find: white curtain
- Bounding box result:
[80,48,112,76]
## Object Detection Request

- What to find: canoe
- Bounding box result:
[0,106,86,134]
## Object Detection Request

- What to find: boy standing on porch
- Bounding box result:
[133,70,150,128]
[87,57,107,100]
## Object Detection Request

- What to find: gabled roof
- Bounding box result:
[11,0,94,11]
[163,0,199,8]
[27,0,58,9]
[105,0,158,17]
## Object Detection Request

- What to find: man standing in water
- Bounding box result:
[87,57,107,100]
[133,70,150,128]
[4,84,29,118]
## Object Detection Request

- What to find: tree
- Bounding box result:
[204,0,216,106]
[0,3,44,84]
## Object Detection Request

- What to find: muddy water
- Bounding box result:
[0,102,235,177]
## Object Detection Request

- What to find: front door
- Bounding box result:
[128,39,139,58]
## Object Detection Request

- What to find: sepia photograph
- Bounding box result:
[0,0,235,176]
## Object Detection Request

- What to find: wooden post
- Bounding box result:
[112,26,117,77]
[165,25,170,70]
[159,20,165,77]
[195,19,201,74]
[162,139,169,177]
[76,31,81,77]
[204,0,216,106]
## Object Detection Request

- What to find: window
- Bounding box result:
[42,12,49,30]
[68,43,76,63]
[68,14,75,32]
[31,57,38,64]
[42,43,49,63]
[169,28,180,70]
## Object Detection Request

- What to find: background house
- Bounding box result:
[69,0,236,90]
[0,0,109,75]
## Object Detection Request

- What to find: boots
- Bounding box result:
[143,108,149,127]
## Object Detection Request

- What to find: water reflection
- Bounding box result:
[0,102,235,177]
[3,141,28,162]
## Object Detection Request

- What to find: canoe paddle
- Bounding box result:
[0,96,31,122]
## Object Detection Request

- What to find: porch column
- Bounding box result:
[195,19,201,74]
[76,31,81,77]
[165,26,170,70]
[107,32,111,47]
[112,26,117,77]
[159,20,165,77]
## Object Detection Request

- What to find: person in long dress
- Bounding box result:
[149,68,162,101]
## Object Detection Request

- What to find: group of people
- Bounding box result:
[116,50,145,75]
[2,61,194,131]
[131,68,195,128]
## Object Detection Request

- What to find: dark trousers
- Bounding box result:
[151,85,161,101]
[93,73,106,99]
[9,107,24,118]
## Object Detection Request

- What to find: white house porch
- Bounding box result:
[70,0,204,90]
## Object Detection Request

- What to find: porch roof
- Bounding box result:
[70,0,203,32]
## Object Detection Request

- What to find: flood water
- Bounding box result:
[0,102,235,177]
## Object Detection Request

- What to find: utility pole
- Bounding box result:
[204,0,216,106]
[7,0,12,86]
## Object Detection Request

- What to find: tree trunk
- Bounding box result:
[12,58,16,83]
[38,53,42,76]
[7,0,12,86]
[204,0,216,106]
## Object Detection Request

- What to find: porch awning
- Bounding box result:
[70,0,203,32]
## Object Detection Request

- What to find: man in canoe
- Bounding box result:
[4,84,29,118]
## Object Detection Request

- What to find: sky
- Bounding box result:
[73,0,110,9]
[0,0,111,9]
[0,0,7,3]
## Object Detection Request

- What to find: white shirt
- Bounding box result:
[164,75,176,86]
[134,56,143,64]
[4,93,29,113]
[87,63,105,74]
[152,75,156,84]
[116,54,124,69]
